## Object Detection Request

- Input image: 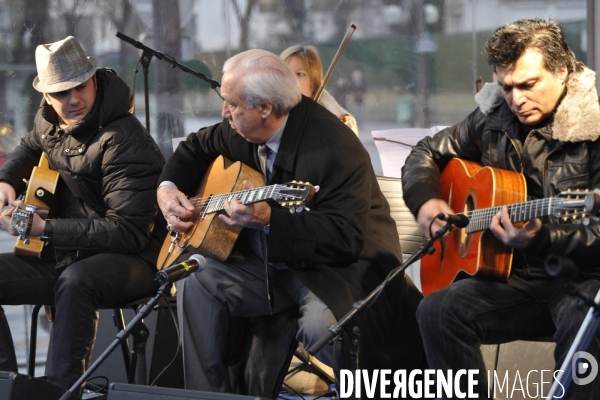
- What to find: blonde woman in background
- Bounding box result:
[280,45,359,135]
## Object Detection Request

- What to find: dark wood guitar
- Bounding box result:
[420,158,600,296]
[11,153,59,258]
[157,155,316,270]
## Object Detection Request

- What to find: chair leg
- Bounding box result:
[112,307,149,385]
[129,317,149,386]
[27,305,43,376]
[112,308,132,382]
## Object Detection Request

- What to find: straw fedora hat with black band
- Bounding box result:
[32,36,98,93]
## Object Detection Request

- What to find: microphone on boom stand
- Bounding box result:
[155,254,207,285]
[437,212,470,228]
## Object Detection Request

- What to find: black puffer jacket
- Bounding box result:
[0,69,165,268]
[402,68,600,278]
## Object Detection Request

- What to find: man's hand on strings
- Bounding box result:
[490,205,541,248]
[157,185,195,233]
[219,181,271,229]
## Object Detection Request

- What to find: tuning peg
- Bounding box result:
[314,185,320,192]
[296,206,304,212]
[304,206,310,212]
[289,207,296,214]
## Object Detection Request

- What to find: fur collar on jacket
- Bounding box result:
[475,67,600,142]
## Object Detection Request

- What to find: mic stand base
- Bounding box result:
[59,284,170,400]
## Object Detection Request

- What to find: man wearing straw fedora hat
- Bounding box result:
[0,36,165,392]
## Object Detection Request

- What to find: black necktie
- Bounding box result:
[257,144,275,313]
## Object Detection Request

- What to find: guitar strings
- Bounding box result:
[461,195,586,232]
[187,184,305,215]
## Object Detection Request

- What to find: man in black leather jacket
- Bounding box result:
[0,36,165,392]
[402,19,600,398]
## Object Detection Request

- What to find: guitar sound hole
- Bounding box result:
[458,191,475,257]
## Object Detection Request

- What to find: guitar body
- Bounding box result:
[157,155,264,270]
[420,158,527,296]
[14,154,60,258]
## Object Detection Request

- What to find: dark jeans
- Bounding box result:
[417,275,600,399]
[0,252,157,391]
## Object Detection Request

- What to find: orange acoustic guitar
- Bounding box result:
[420,158,600,296]
[10,153,60,258]
[157,155,316,270]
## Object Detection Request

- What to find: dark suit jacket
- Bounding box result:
[160,96,425,394]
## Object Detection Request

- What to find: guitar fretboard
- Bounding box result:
[191,184,302,217]
[466,197,555,233]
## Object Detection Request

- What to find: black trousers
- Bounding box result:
[417,275,600,399]
[0,251,157,391]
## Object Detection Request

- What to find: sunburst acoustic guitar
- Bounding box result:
[420,158,600,296]
[157,155,317,270]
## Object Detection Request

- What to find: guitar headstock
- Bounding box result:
[554,190,600,223]
[11,205,38,244]
[275,181,318,212]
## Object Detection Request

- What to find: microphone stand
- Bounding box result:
[309,221,455,399]
[59,283,171,400]
[115,32,222,134]
[547,287,600,398]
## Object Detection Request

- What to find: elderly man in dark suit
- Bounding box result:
[157,49,424,397]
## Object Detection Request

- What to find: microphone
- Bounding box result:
[155,254,206,285]
[437,212,470,228]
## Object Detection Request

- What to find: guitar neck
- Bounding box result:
[200,185,279,214]
[467,198,553,233]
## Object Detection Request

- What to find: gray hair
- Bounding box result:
[223,49,302,114]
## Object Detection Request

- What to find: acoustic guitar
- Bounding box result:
[157,155,317,270]
[420,158,600,296]
[11,153,60,258]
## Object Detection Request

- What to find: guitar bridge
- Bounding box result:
[167,232,188,252]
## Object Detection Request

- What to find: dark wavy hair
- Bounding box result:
[484,19,584,76]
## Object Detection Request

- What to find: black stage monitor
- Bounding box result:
[0,371,78,400]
